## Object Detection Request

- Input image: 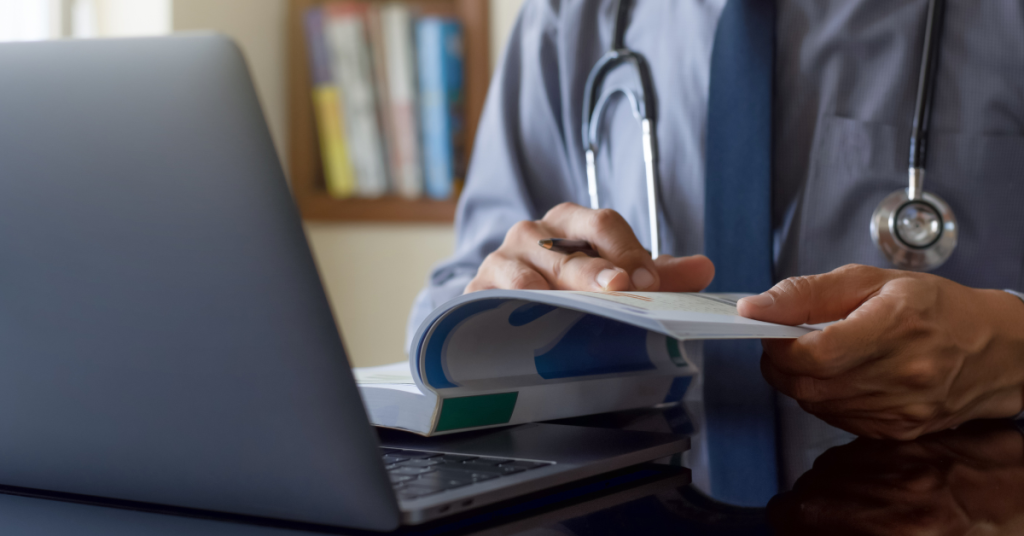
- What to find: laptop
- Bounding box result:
[0,35,688,531]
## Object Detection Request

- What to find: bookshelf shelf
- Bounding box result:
[287,0,488,223]
[297,194,458,222]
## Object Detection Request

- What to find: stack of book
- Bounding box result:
[303,2,465,201]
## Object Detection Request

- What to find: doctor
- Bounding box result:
[407,0,1024,504]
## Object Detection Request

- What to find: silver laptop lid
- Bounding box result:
[0,35,399,531]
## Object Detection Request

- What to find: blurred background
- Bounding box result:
[0,0,525,368]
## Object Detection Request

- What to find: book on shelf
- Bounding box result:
[363,4,395,193]
[302,6,357,198]
[379,4,424,199]
[415,17,464,200]
[302,2,465,202]
[322,2,389,198]
[354,290,817,436]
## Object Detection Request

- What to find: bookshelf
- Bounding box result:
[287,0,489,223]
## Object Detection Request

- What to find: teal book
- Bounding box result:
[355,291,817,436]
[415,17,463,200]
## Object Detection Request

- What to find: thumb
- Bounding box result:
[736,264,893,326]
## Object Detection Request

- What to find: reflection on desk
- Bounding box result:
[2,409,1023,535]
[769,420,1024,535]
[0,464,702,536]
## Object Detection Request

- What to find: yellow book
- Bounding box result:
[312,85,357,198]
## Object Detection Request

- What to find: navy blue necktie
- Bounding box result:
[703,0,778,506]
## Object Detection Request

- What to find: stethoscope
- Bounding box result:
[581,0,662,259]
[870,0,957,271]
[583,0,957,271]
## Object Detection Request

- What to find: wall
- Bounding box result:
[172,0,524,367]
[173,0,288,165]
[489,0,524,64]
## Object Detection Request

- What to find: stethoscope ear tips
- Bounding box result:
[870,187,957,271]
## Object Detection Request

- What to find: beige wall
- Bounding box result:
[490,0,524,65]
[172,0,523,367]
[173,0,289,165]
[303,223,454,365]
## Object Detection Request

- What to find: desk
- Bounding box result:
[1,409,1022,535]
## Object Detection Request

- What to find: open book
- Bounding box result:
[355,290,815,436]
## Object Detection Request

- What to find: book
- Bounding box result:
[354,290,816,436]
[323,2,390,198]
[363,4,396,194]
[415,17,464,200]
[379,4,424,199]
[303,6,357,198]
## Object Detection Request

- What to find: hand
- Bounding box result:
[465,202,715,293]
[768,421,1024,535]
[737,264,1024,440]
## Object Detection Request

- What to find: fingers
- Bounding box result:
[654,254,715,292]
[759,278,908,378]
[503,219,633,291]
[542,203,661,290]
[749,266,1024,443]
[466,203,718,294]
[764,355,946,426]
[760,355,869,402]
[760,291,926,400]
[737,264,896,325]
[465,254,551,293]
[466,210,635,293]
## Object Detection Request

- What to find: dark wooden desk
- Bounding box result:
[2,411,1021,535]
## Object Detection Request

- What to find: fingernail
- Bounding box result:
[596,269,621,290]
[631,268,655,290]
[741,293,775,308]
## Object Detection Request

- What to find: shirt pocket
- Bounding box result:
[795,115,1024,290]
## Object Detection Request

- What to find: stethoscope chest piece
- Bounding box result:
[869,0,958,272]
[870,180,957,271]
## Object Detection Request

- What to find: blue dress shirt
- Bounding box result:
[407,0,1024,495]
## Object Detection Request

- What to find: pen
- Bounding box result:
[538,238,600,258]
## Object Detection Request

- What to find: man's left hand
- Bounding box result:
[737,264,1024,440]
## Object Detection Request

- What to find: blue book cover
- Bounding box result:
[416,18,464,200]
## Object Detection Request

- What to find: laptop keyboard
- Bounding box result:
[381,448,554,501]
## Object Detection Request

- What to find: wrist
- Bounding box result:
[979,289,1024,418]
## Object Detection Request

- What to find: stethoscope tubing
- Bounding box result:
[909,0,945,177]
[581,0,663,259]
[583,0,955,271]
[871,0,958,271]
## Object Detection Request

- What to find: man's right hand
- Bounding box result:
[465,203,715,293]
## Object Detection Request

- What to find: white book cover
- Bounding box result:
[380,4,423,199]
[323,6,389,197]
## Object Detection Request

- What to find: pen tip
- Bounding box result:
[538,239,553,249]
